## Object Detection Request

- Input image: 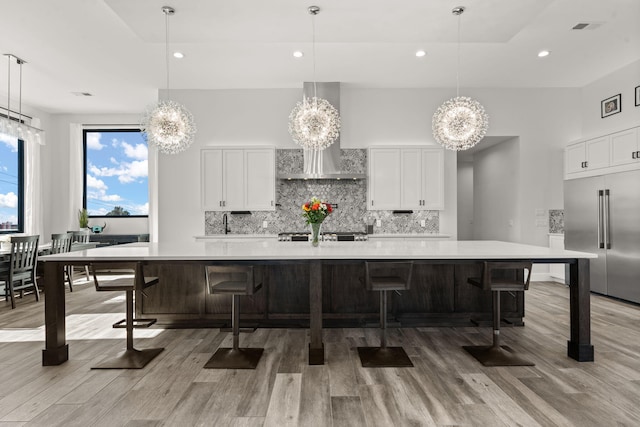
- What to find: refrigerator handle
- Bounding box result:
[597,190,604,249]
[604,189,611,249]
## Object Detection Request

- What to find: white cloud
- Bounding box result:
[101,194,122,202]
[86,133,104,150]
[86,174,107,191]
[110,157,118,164]
[129,202,149,215]
[122,142,148,160]
[90,160,148,184]
[0,192,18,208]
[0,134,18,152]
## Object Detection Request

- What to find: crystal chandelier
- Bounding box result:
[432,6,488,151]
[1,54,46,145]
[141,6,196,155]
[288,6,340,151]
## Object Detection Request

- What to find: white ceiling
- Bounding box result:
[0,0,639,115]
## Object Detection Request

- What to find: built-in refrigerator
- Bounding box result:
[564,169,640,303]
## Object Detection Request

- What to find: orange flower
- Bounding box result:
[302,203,310,212]
[312,203,320,211]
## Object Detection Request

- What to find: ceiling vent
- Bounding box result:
[572,22,603,30]
[72,92,93,97]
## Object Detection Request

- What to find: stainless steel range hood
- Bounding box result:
[278,82,366,180]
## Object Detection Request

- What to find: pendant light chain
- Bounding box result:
[6,54,10,120]
[456,12,461,98]
[312,10,317,103]
[18,58,23,124]
[165,9,171,100]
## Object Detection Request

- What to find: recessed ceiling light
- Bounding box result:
[173,52,184,59]
[293,51,304,58]
[415,50,426,58]
[538,50,550,58]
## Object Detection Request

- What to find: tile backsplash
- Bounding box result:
[549,209,564,234]
[205,149,440,235]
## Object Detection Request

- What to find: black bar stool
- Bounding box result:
[357,261,414,368]
[204,265,264,369]
[463,261,534,366]
[90,262,164,369]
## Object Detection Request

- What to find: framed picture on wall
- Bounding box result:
[635,85,640,107]
[601,94,621,118]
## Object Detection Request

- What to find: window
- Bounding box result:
[0,133,24,233]
[84,129,149,217]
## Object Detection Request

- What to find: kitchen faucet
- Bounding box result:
[222,214,230,234]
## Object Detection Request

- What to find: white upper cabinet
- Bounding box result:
[610,128,639,167]
[368,148,401,210]
[565,127,640,179]
[201,148,275,211]
[368,146,444,210]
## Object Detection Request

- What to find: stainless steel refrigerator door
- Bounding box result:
[604,170,640,303]
[564,176,607,294]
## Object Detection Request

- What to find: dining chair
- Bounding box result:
[0,235,40,309]
[68,230,92,281]
[51,232,74,291]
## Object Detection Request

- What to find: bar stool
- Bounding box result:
[357,261,414,368]
[204,265,264,369]
[463,261,534,366]
[90,262,164,369]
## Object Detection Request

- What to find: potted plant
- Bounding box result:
[77,208,89,230]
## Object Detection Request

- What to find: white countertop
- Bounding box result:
[194,234,278,240]
[40,240,596,262]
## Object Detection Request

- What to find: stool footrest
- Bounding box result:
[91,347,164,369]
[204,347,264,369]
[357,346,414,368]
[113,318,157,329]
[463,345,534,366]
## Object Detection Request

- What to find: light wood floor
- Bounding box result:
[1,279,640,426]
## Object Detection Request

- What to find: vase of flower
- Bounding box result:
[302,196,333,247]
[310,222,322,247]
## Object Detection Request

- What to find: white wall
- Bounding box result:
[580,59,640,139]
[457,161,474,240]
[140,86,583,243]
[472,138,520,241]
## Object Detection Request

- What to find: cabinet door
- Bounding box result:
[565,142,586,175]
[421,148,445,210]
[245,149,275,210]
[585,136,610,170]
[222,150,245,210]
[201,149,223,210]
[401,148,422,209]
[609,128,638,166]
[368,148,401,210]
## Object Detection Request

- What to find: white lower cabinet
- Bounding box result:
[369,146,444,210]
[201,148,275,211]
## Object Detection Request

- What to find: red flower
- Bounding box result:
[312,203,320,211]
[326,204,333,213]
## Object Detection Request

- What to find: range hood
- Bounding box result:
[278,82,366,180]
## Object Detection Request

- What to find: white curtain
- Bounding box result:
[24,134,43,237]
[69,123,84,231]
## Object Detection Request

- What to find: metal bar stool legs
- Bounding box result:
[91,262,164,369]
[357,261,414,368]
[463,262,534,367]
[463,290,534,366]
[204,265,264,369]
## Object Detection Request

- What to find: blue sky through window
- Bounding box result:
[0,133,19,230]
[85,130,149,216]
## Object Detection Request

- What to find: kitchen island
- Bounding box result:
[40,239,596,366]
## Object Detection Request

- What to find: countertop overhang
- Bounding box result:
[41,240,597,262]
